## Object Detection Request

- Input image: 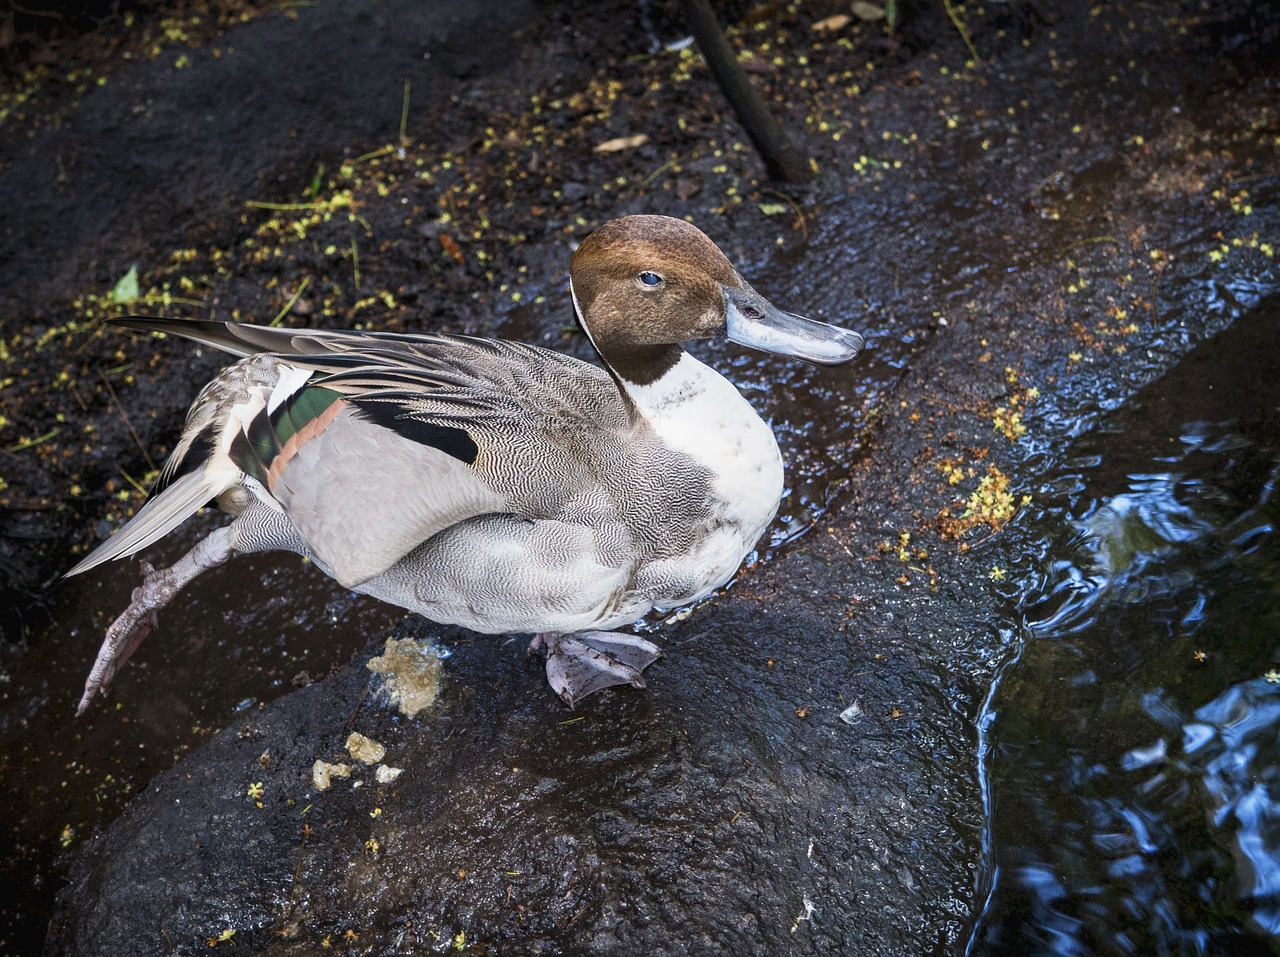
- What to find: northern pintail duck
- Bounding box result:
[68,215,864,714]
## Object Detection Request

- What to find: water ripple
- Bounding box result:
[971,294,1280,954]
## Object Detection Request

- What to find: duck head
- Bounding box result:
[569,215,865,386]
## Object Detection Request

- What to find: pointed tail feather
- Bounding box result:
[108,316,312,358]
[108,315,449,359]
[64,470,223,577]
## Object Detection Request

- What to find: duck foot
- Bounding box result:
[77,526,234,716]
[530,631,663,708]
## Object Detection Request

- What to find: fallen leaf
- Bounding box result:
[738,55,776,75]
[438,234,464,265]
[593,134,649,154]
[110,265,140,303]
[811,13,852,31]
[852,1,886,21]
[675,176,702,200]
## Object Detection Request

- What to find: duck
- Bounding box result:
[67,214,864,715]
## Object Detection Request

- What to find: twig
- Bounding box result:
[118,467,149,496]
[69,380,89,412]
[97,369,157,473]
[340,681,373,739]
[1225,171,1280,188]
[270,275,311,327]
[350,144,397,166]
[350,238,361,289]
[399,79,411,144]
[942,0,980,63]
[275,818,311,931]
[679,0,810,182]
[643,154,683,187]
[824,526,854,559]
[5,429,60,454]
[1055,235,1119,259]
[147,296,207,308]
[245,199,327,211]
[760,188,808,241]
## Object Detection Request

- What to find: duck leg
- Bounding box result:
[530,631,663,708]
[77,525,235,716]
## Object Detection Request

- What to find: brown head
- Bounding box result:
[569,215,865,387]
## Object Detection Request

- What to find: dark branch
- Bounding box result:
[679,0,811,183]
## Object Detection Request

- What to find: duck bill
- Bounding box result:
[723,287,865,365]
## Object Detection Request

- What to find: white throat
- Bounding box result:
[624,351,784,537]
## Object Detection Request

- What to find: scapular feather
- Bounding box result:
[352,399,480,464]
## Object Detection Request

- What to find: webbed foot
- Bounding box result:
[530,631,663,708]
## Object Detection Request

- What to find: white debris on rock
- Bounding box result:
[789,896,817,933]
[312,760,352,792]
[366,638,443,717]
[345,732,386,765]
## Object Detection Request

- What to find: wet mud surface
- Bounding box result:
[1,0,1278,954]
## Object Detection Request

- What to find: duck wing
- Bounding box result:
[87,319,626,589]
[237,337,609,588]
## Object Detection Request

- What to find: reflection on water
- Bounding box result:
[971,300,1280,954]
[1164,679,1280,937]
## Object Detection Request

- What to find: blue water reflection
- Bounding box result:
[970,347,1280,955]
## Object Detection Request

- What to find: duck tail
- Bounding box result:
[107,316,304,358]
[65,469,226,577]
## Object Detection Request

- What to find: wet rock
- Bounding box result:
[47,558,977,956]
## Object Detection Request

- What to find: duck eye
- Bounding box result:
[637,271,663,287]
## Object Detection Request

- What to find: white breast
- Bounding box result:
[625,351,785,586]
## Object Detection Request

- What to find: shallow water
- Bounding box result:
[971,293,1280,954]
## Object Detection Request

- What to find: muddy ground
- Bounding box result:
[1,0,1278,954]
